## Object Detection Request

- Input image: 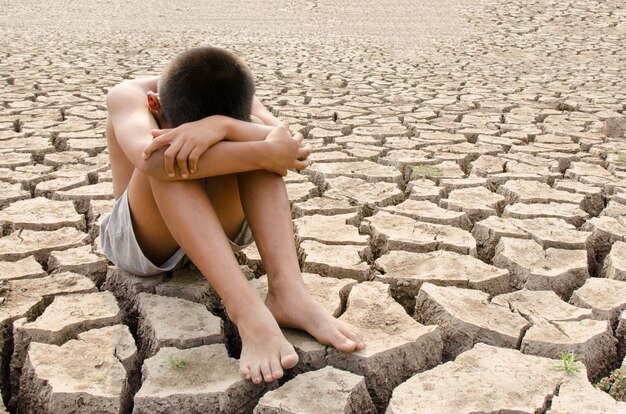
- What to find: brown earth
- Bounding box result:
[1,0,626,412]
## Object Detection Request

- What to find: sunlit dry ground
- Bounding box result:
[0,1,625,413]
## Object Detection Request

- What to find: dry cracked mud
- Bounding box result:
[1,0,626,412]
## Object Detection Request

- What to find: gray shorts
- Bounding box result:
[99,189,253,276]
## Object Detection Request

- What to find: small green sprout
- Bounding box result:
[496,216,505,222]
[411,165,443,180]
[617,153,626,164]
[552,352,584,375]
[169,355,189,369]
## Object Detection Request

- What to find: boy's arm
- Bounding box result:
[251,96,282,126]
[142,115,305,178]
[105,80,161,171]
[145,95,287,176]
[106,81,310,180]
[144,124,310,180]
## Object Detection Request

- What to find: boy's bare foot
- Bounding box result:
[265,288,366,352]
[237,307,299,384]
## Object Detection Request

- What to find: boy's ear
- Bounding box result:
[147,91,160,111]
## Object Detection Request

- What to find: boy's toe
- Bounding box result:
[250,365,263,384]
[340,325,366,350]
[260,362,273,383]
[239,363,252,380]
[330,329,357,352]
[279,346,299,369]
[270,358,284,380]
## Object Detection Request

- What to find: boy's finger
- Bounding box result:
[151,128,171,137]
[163,141,183,177]
[294,159,313,170]
[188,147,204,174]
[297,145,312,160]
[176,156,189,179]
[292,133,304,143]
[176,145,194,179]
[142,135,172,159]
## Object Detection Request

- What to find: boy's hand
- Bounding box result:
[142,117,227,178]
[265,122,312,176]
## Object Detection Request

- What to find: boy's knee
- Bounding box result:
[250,115,265,125]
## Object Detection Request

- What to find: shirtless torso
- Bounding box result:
[104,73,365,385]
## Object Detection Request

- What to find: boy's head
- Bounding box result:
[152,47,255,127]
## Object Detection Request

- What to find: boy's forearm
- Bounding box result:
[142,140,271,181]
[222,116,274,142]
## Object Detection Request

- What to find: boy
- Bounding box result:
[102,47,364,385]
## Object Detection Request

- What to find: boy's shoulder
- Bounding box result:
[106,77,160,117]
[108,76,159,101]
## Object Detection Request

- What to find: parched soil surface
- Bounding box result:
[1,0,626,413]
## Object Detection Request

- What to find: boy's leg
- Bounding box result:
[126,171,298,383]
[237,170,365,351]
[126,171,179,265]
[127,173,245,264]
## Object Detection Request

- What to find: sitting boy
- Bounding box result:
[102,47,365,384]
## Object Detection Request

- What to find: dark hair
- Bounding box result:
[159,47,255,127]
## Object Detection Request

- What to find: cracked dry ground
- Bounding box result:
[1,0,626,413]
